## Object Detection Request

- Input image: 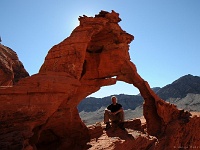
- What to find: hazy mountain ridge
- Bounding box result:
[79,74,200,112]
[167,93,200,112]
[157,74,200,100]
[78,94,143,112]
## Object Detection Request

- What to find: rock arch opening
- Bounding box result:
[78,81,142,125]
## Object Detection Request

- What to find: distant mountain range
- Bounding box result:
[78,74,200,112]
[78,94,143,112]
[156,74,200,100]
[78,74,200,125]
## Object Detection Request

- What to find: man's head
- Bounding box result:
[111,96,117,105]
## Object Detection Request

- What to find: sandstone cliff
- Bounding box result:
[0,44,29,86]
[0,11,200,150]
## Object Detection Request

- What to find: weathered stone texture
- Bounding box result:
[0,10,200,150]
[0,44,29,86]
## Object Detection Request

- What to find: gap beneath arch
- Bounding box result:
[78,81,144,125]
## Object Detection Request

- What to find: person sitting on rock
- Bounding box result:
[104,96,125,130]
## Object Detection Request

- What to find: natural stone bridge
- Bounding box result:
[0,11,198,150]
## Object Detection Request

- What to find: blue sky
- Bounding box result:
[1,0,200,98]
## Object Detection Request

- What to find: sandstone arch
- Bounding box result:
[0,11,194,149]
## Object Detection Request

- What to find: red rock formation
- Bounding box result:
[0,44,29,86]
[87,120,157,150]
[0,10,200,150]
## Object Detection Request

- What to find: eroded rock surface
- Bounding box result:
[0,44,29,86]
[0,10,200,150]
[87,119,157,150]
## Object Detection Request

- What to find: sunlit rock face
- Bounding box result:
[0,44,29,86]
[0,10,200,150]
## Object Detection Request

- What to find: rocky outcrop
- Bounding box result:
[86,119,156,150]
[0,10,200,150]
[0,44,29,86]
[86,114,200,150]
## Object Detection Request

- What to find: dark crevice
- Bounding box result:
[29,125,43,146]
[36,129,61,150]
[81,60,87,78]
[86,46,103,54]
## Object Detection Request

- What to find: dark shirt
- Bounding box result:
[107,103,122,113]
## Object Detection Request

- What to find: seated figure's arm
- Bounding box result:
[113,107,123,115]
[105,107,111,114]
